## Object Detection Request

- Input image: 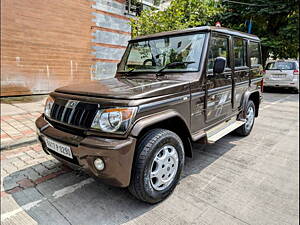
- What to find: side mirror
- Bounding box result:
[213,57,226,74]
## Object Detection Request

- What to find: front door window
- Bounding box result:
[207,35,231,89]
[207,36,230,70]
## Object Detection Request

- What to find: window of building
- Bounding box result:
[126,0,161,16]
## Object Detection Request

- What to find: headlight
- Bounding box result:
[91,107,137,133]
[44,96,54,117]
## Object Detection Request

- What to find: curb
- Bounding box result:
[0,137,38,151]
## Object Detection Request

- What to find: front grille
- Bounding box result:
[46,119,86,136]
[50,99,98,129]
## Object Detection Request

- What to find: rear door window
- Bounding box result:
[233,38,246,67]
[249,41,261,66]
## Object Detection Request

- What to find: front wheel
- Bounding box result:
[129,129,184,204]
[235,100,256,136]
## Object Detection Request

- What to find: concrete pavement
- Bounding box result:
[1,92,299,225]
[0,95,46,116]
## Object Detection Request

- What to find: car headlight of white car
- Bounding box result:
[44,96,54,117]
[91,107,137,133]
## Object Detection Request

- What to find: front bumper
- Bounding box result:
[36,115,136,187]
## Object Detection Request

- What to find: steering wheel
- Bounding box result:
[143,59,156,66]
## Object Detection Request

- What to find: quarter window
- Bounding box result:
[249,41,261,65]
[233,38,246,67]
[208,36,230,70]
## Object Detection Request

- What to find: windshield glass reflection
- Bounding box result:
[118,33,206,73]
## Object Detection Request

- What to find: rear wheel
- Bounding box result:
[235,100,255,136]
[129,129,184,204]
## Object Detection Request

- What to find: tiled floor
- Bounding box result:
[1,113,42,146]
[1,95,46,148]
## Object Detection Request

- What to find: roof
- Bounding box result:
[131,26,260,42]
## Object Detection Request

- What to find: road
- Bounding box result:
[1,92,299,225]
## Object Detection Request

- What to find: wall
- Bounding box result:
[0,0,131,96]
[91,0,131,80]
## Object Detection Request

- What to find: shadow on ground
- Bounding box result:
[3,135,238,225]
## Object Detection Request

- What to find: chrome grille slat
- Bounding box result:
[49,99,98,129]
[57,106,64,121]
[82,111,90,127]
[54,104,60,120]
[61,106,68,122]
[67,106,78,124]
[62,108,72,123]
[78,109,86,126]
[72,108,82,126]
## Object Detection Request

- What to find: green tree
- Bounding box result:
[130,0,222,37]
[131,0,299,64]
[217,0,299,64]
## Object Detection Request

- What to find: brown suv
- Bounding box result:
[36,26,263,203]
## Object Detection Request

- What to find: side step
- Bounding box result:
[206,119,245,144]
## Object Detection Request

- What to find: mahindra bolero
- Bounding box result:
[36,26,263,203]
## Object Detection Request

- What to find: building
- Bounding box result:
[1,0,159,96]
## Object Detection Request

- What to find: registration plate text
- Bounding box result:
[45,137,73,159]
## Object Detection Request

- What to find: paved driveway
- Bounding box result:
[1,92,299,225]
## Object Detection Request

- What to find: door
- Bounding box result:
[205,34,233,126]
[232,38,249,111]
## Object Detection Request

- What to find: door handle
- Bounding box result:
[223,74,232,79]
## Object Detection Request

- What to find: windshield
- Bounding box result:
[266,61,296,70]
[118,33,206,73]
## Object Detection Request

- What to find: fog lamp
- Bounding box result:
[94,158,105,171]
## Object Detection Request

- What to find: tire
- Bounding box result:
[129,129,184,204]
[235,100,256,136]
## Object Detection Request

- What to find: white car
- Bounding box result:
[263,60,299,93]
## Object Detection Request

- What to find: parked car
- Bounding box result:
[263,60,299,93]
[36,26,263,203]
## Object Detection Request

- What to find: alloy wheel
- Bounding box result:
[245,106,255,131]
[150,145,179,191]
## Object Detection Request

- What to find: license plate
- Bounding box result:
[272,74,286,78]
[45,137,73,159]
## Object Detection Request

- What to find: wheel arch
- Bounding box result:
[242,90,261,117]
[130,110,193,158]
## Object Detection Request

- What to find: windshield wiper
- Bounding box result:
[123,68,135,76]
[156,61,195,76]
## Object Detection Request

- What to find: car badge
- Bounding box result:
[66,100,79,108]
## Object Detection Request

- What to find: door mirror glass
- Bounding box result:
[213,57,226,74]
